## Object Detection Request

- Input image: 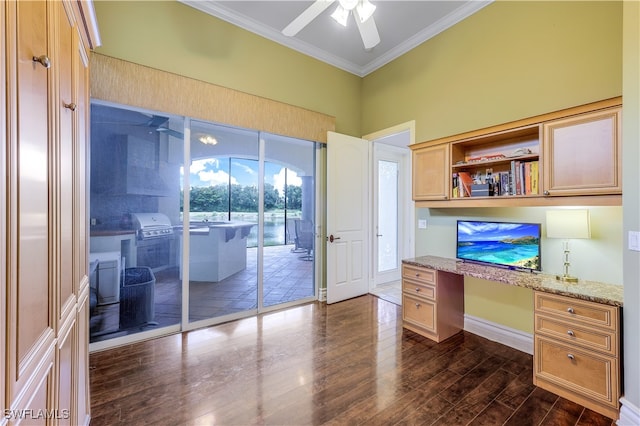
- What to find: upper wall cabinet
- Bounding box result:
[411,97,622,207]
[412,144,449,200]
[543,107,621,197]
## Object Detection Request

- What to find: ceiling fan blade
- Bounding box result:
[282,0,335,37]
[354,11,380,49]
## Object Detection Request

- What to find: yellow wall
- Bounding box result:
[360,1,623,334]
[93,0,362,136]
[361,1,622,141]
[93,1,624,336]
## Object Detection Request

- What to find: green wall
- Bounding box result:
[361,1,623,142]
[93,0,362,136]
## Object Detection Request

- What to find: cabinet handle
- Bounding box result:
[32,55,51,69]
[63,102,77,111]
[415,273,420,277]
[544,190,550,196]
[415,288,420,292]
[415,303,421,308]
[567,354,575,360]
[566,307,575,314]
[567,330,575,337]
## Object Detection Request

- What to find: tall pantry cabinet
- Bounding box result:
[2,1,99,424]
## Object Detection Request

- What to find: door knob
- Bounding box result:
[328,234,341,243]
[32,55,51,69]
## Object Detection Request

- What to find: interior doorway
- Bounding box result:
[365,124,414,304]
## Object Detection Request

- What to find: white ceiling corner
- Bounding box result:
[179,0,493,77]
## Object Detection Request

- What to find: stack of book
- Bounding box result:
[452,160,538,197]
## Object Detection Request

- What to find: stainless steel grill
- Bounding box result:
[131,213,174,271]
[131,213,174,240]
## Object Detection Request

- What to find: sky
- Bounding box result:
[457,221,540,242]
[183,157,301,195]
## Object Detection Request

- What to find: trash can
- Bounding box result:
[119,267,156,329]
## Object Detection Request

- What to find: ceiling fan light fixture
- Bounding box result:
[356,0,375,23]
[331,4,349,27]
[199,135,218,145]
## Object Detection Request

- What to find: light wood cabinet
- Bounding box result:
[412,143,449,200]
[533,291,620,419]
[543,107,621,196]
[401,264,464,342]
[410,97,622,207]
[2,0,98,423]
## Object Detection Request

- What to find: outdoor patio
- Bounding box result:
[90,243,314,342]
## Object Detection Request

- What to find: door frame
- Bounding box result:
[363,121,416,291]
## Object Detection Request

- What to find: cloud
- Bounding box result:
[231,161,256,176]
[272,168,302,195]
[189,158,236,186]
[198,170,236,186]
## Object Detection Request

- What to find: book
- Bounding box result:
[530,161,539,194]
[524,161,532,194]
[499,171,510,196]
[457,171,474,197]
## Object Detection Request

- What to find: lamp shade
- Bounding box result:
[546,209,591,239]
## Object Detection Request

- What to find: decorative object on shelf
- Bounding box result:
[546,209,591,282]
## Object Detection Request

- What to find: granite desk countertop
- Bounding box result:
[403,256,623,307]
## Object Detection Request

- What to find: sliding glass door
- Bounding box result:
[186,121,259,324]
[89,101,318,346]
[262,134,316,308]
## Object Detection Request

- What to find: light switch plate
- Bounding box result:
[629,231,640,251]
[418,219,427,229]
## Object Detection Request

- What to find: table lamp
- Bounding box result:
[546,209,591,282]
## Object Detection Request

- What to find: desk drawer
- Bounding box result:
[402,264,436,286]
[534,314,617,357]
[534,336,618,407]
[402,278,436,301]
[402,294,436,333]
[534,292,617,331]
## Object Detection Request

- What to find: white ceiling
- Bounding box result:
[180,0,492,77]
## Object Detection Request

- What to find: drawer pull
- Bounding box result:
[415,287,420,292]
[567,330,575,337]
[415,303,421,308]
[567,307,575,314]
[415,273,420,277]
[567,354,575,361]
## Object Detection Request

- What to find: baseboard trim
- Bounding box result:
[464,314,533,355]
[618,397,640,425]
[318,287,327,302]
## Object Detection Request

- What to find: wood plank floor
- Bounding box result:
[89,295,615,425]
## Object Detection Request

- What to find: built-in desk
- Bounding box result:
[403,256,623,306]
[401,255,623,419]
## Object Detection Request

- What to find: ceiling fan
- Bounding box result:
[282,0,380,50]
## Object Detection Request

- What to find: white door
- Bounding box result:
[326,131,370,304]
[373,147,404,285]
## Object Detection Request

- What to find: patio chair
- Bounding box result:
[295,219,314,261]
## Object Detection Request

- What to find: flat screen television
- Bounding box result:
[456,220,541,271]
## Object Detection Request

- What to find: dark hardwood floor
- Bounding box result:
[89,295,615,425]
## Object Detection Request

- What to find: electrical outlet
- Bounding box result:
[629,231,640,252]
[418,219,427,229]
[91,218,97,226]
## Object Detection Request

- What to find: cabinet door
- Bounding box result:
[543,107,621,196]
[412,144,449,200]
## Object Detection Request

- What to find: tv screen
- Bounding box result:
[456,220,541,271]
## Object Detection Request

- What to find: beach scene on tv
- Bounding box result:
[457,221,541,271]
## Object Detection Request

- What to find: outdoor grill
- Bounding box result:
[131,213,174,271]
[131,212,174,240]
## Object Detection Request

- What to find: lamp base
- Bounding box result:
[556,274,579,283]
